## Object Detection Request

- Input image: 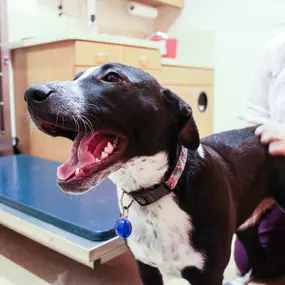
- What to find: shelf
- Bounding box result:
[131,0,184,9]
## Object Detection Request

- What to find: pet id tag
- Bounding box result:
[115,218,132,239]
[115,191,133,239]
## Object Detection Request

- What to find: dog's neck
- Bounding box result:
[109,145,205,194]
[109,151,169,193]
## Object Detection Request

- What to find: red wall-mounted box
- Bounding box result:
[151,37,177,59]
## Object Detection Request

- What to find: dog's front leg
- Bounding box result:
[136,260,163,285]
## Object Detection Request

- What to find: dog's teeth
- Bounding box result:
[107,142,114,153]
[75,168,80,175]
[101,151,108,159]
[95,158,101,163]
[104,147,109,153]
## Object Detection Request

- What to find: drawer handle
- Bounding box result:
[198,92,208,112]
[139,56,148,66]
[96,52,109,64]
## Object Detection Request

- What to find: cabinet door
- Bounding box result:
[165,85,213,138]
[0,0,12,152]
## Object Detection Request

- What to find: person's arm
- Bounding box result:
[243,33,285,155]
[241,33,285,125]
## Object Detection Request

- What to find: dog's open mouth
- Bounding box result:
[41,122,127,185]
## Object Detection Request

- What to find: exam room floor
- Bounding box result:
[0,225,284,285]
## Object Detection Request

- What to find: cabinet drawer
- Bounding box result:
[123,47,161,69]
[74,41,123,66]
[161,66,213,85]
[166,85,213,138]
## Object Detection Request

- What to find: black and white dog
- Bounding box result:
[25,63,285,285]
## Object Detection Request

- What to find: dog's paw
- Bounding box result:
[165,278,190,285]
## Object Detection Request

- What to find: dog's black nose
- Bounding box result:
[24,84,53,103]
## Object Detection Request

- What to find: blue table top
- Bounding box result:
[0,155,120,241]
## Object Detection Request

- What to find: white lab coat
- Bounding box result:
[245,33,285,125]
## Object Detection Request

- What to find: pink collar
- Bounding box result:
[165,145,188,190]
[127,146,188,206]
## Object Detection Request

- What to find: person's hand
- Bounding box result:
[255,121,285,156]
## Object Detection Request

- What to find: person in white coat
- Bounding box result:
[234,32,285,281]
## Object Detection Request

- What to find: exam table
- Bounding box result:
[0,154,127,268]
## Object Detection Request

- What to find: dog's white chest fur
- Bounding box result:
[121,189,205,277]
[110,152,205,281]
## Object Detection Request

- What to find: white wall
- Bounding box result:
[213,0,285,132]
[7,0,155,42]
[7,0,88,42]
[165,0,285,132]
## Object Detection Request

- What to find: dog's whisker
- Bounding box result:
[85,103,100,112]
[88,113,100,122]
[56,112,59,127]
[79,116,91,133]
[61,115,65,128]
[79,116,88,132]
[81,115,94,133]
[71,115,79,133]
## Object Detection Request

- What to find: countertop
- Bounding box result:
[9,32,160,50]
[9,32,214,69]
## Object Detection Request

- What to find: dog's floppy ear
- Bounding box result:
[162,88,200,150]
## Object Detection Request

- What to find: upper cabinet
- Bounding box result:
[129,0,184,9]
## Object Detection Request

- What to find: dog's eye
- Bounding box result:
[102,72,122,83]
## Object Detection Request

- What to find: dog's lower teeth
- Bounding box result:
[75,168,80,175]
[95,158,101,163]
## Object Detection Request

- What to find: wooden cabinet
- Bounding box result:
[160,65,213,85]
[13,41,75,158]
[123,46,161,69]
[74,41,123,66]
[0,0,12,153]
[165,85,213,138]
[12,39,213,162]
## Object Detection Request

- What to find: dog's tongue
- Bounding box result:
[57,132,98,181]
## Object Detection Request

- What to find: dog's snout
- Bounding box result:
[24,84,54,103]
